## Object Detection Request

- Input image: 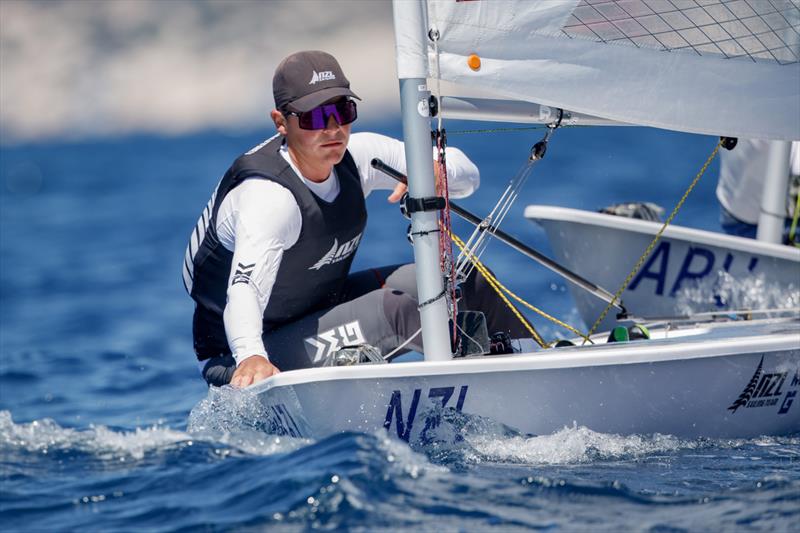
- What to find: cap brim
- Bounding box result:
[287,87,361,112]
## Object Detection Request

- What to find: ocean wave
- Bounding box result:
[0,410,189,461]
[2,406,798,531]
[5,402,796,470]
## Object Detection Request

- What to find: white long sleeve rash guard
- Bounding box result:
[215,132,480,366]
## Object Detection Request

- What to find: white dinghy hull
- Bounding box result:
[249,319,800,442]
[525,206,800,330]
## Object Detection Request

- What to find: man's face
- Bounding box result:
[274,98,352,170]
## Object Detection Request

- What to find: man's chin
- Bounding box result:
[321,146,347,164]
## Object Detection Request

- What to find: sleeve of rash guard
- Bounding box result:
[219,180,302,366]
[347,132,480,199]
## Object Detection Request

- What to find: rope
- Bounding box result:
[453,118,560,281]
[789,184,800,247]
[585,138,725,340]
[448,125,552,135]
[447,124,594,136]
[429,23,459,347]
[451,233,592,347]
[454,157,536,280]
[435,129,458,345]
[383,328,422,360]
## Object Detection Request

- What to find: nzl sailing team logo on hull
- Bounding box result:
[727,356,798,415]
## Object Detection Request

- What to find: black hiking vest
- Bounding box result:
[188,136,367,360]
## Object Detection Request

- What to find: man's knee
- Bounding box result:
[381,288,421,337]
[381,288,417,315]
[201,355,237,386]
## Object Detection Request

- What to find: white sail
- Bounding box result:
[400,0,800,140]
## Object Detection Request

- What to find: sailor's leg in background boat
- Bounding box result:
[719,205,758,238]
[720,204,796,243]
[263,287,422,370]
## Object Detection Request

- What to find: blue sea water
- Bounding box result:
[1,122,798,531]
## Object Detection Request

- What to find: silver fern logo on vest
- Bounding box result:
[309,234,362,270]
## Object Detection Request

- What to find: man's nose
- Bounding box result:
[323,113,342,131]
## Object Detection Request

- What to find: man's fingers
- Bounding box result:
[231,370,254,389]
[230,358,281,388]
[253,365,279,382]
[231,375,251,388]
[387,183,407,203]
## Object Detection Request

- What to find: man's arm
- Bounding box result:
[216,180,302,387]
[348,132,480,200]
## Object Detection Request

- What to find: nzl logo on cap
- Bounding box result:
[309,70,336,85]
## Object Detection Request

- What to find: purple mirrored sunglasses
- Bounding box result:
[285,100,358,130]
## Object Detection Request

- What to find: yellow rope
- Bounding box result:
[585,138,725,340]
[789,185,800,247]
[450,233,593,347]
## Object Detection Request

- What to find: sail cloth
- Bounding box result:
[398,0,800,141]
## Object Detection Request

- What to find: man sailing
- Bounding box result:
[183,51,530,388]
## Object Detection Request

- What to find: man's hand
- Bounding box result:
[387,182,407,203]
[230,355,280,388]
[387,161,443,203]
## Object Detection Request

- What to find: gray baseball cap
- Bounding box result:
[273,51,360,112]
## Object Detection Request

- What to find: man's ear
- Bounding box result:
[271,109,287,136]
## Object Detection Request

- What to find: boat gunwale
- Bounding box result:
[248,319,800,393]
[524,205,800,261]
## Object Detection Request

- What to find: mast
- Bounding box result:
[756,141,791,244]
[392,0,451,361]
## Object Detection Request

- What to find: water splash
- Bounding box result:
[675,271,799,316]
[395,406,695,467]
[464,424,694,465]
[408,407,798,467]
[187,386,310,455]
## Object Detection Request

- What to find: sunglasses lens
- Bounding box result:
[337,100,357,125]
[301,107,327,129]
[297,101,357,130]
